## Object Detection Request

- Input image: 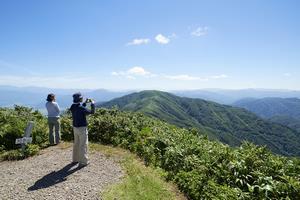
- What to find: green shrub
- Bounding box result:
[0,106,48,160]
[0,149,24,161]
[60,108,300,199]
[60,116,73,141]
[0,144,40,161]
[24,144,40,157]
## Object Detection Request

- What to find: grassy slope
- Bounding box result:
[100,90,300,156]
[89,143,186,200]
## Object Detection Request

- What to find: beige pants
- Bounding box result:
[72,127,88,165]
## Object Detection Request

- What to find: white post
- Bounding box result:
[15,121,34,153]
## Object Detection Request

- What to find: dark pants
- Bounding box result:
[48,117,60,144]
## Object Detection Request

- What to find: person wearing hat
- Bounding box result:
[45,93,61,145]
[70,92,95,167]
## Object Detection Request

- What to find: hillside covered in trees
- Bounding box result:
[234,97,300,132]
[100,90,300,156]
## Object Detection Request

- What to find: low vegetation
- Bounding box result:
[0,106,48,160]
[1,106,300,199]
[61,108,300,199]
[100,90,300,156]
[89,143,185,200]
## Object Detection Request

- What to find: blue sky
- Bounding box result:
[0,0,299,90]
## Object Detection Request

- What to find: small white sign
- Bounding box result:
[15,137,32,144]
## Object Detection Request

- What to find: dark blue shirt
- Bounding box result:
[70,103,95,127]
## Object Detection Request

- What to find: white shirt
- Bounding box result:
[45,101,60,118]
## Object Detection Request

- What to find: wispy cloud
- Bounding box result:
[155,34,170,44]
[127,33,176,46]
[168,33,177,39]
[127,67,151,76]
[210,74,228,79]
[284,73,291,77]
[164,75,207,81]
[127,38,150,46]
[112,66,156,79]
[191,26,209,37]
[112,67,228,82]
[165,74,228,81]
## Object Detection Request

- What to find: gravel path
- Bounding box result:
[0,144,124,200]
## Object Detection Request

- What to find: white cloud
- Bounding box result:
[165,75,206,81]
[155,34,170,44]
[112,67,155,79]
[112,67,228,82]
[111,72,119,76]
[128,66,151,76]
[127,33,175,46]
[210,74,228,79]
[127,38,150,46]
[284,73,291,77]
[191,26,209,37]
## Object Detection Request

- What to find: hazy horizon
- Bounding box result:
[2,84,300,93]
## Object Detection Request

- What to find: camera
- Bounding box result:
[85,98,93,103]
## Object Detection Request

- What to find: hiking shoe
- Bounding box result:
[78,163,89,168]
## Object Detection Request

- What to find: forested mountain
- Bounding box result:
[234,97,300,132]
[99,90,300,156]
[174,89,300,104]
[269,115,300,132]
[234,97,300,118]
[3,85,300,108]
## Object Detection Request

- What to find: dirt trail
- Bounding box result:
[0,144,123,200]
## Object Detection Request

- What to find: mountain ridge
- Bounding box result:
[99,90,300,156]
[234,97,300,132]
[2,85,300,108]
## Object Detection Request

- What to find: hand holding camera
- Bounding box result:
[85,98,95,104]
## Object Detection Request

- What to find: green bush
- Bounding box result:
[0,144,40,161]
[60,115,73,141]
[60,108,300,199]
[0,106,48,159]
[0,149,24,161]
[24,144,40,157]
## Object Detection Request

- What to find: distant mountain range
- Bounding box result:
[175,89,300,104]
[234,97,300,132]
[0,85,131,109]
[2,85,300,108]
[2,85,300,156]
[99,90,300,156]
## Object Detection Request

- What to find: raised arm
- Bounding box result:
[83,102,95,115]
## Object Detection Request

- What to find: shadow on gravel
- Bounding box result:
[28,162,83,191]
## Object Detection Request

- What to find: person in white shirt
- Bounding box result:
[45,93,60,145]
